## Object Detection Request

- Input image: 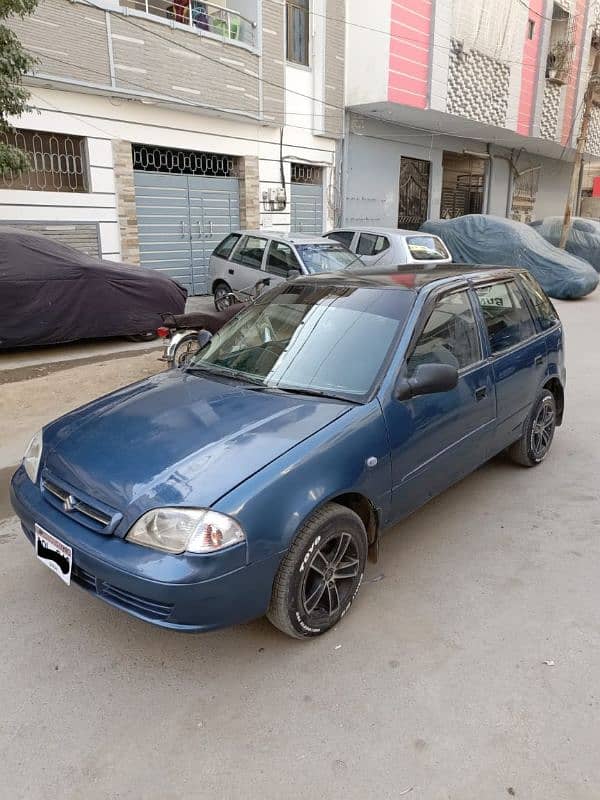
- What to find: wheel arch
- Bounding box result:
[211,278,230,294]
[543,377,564,425]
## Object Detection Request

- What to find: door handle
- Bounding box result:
[208,220,213,237]
[179,220,185,238]
[197,220,202,239]
[534,354,543,367]
[475,386,487,401]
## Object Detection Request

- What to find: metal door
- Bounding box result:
[134,172,240,295]
[188,176,240,295]
[290,182,323,235]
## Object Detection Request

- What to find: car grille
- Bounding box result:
[72,565,173,621]
[41,471,120,534]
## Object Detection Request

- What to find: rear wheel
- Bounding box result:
[267,503,367,639]
[172,334,201,369]
[507,389,557,467]
[214,281,233,312]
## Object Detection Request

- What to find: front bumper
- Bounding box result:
[10,468,281,632]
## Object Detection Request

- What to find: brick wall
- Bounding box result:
[113,140,140,265]
[239,156,260,229]
[447,40,510,126]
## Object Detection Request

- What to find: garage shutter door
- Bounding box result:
[290,182,323,235]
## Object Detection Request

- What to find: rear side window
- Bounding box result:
[475,281,535,353]
[326,230,355,248]
[231,235,267,269]
[213,233,240,259]
[407,290,481,374]
[519,273,559,330]
[406,236,450,261]
[356,233,390,256]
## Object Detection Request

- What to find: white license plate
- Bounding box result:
[35,524,72,586]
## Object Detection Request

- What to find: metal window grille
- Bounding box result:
[132,144,240,176]
[291,163,322,185]
[0,130,89,192]
[286,0,309,66]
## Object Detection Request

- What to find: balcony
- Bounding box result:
[120,0,257,47]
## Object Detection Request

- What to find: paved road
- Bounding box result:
[1,294,599,799]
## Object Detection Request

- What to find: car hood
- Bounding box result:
[42,369,351,514]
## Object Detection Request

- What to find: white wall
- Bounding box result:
[344,0,390,106]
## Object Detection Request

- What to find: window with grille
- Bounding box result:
[291,163,322,184]
[132,143,239,176]
[286,0,309,66]
[0,130,89,192]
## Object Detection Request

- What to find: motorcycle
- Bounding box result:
[157,278,271,369]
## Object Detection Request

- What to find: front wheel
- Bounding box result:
[213,281,232,312]
[507,389,557,467]
[171,334,201,369]
[267,503,367,639]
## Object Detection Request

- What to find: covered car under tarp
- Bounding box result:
[0,227,187,349]
[420,214,598,299]
[529,216,600,272]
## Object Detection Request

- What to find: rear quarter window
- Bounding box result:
[406,236,450,261]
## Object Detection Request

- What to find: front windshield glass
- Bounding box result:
[296,243,361,273]
[188,283,415,400]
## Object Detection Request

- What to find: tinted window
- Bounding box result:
[406,236,450,261]
[213,233,241,259]
[475,281,535,353]
[356,233,390,257]
[407,290,481,374]
[295,243,358,273]
[266,241,301,277]
[519,273,560,331]
[189,284,416,399]
[326,230,355,248]
[231,236,267,269]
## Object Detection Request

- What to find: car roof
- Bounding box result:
[327,226,444,237]
[287,264,525,291]
[234,230,335,245]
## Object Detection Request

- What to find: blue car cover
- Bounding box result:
[420,214,598,299]
[530,216,600,273]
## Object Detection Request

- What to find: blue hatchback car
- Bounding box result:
[11,266,565,638]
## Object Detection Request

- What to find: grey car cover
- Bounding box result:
[530,216,600,273]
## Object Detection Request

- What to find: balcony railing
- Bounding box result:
[120,0,256,47]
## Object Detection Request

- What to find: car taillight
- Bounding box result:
[156,326,170,338]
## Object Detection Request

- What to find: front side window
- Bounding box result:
[406,235,450,261]
[356,233,390,257]
[519,273,559,331]
[188,283,416,399]
[475,281,535,353]
[286,0,309,65]
[266,240,301,277]
[325,231,355,248]
[295,243,359,273]
[213,233,241,259]
[407,290,481,375]
[231,235,267,269]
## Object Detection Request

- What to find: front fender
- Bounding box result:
[164,330,197,361]
[214,401,391,563]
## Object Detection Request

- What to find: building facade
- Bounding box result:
[3,0,344,294]
[342,0,600,230]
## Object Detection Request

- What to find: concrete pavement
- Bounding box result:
[1,293,599,799]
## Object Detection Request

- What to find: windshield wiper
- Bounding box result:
[186,362,265,386]
[271,385,358,403]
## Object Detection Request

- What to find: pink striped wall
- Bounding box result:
[388,0,432,108]
[561,0,588,145]
[516,0,544,135]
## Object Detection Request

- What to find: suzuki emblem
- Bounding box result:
[63,494,77,512]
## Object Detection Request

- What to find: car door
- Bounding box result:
[355,232,391,267]
[228,235,268,292]
[263,239,302,285]
[383,287,496,522]
[473,279,546,453]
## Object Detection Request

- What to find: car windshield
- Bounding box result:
[296,243,361,273]
[187,283,415,400]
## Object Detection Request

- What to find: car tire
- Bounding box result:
[171,334,201,369]
[507,388,557,467]
[267,503,367,639]
[213,281,232,312]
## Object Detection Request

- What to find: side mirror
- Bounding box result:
[395,363,458,401]
[287,268,301,280]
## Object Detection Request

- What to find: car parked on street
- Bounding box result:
[11,265,565,639]
[210,230,360,310]
[323,226,452,268]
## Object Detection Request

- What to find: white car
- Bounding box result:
[323,227,452,268]
[210,230,360,310]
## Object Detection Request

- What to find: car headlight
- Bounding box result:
[23,429,43,484]
[126,508,245,554]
